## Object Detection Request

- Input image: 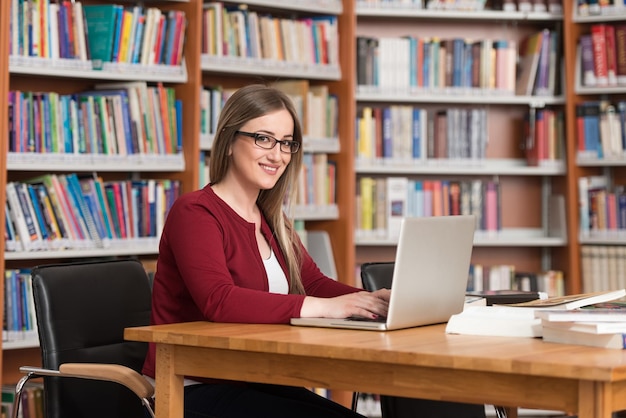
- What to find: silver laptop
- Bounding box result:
[290,215,476,331]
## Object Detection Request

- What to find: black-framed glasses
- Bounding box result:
[236,131,300,154]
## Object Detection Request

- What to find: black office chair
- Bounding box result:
[12,259,155,418]
[356,262,505,418]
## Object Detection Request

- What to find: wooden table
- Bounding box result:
[125,322,626,418]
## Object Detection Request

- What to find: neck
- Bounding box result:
[212,182,260,223]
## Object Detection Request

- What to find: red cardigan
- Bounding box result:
[142,185,359,378]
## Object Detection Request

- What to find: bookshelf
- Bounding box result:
[0,0,203,387]
[0,0,613,412]
[0,0,357,408]
[0,0,10,389]
[353,2,571,294]
[562,0,626,294]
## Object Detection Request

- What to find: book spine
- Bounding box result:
[591,24,609,87]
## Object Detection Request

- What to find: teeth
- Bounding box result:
[261,164,277,172]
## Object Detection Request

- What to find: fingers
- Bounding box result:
[371,288,391,302]
[355,291,389,318]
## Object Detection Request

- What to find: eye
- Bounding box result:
[255,134,274,145]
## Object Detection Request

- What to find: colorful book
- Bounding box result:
[83,4,122,69]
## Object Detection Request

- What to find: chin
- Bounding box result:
[256,180,280,190]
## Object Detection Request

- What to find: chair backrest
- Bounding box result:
[31,259,152,418]
[360,262,394,292]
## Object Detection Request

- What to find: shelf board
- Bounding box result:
[201,55,341,80]
[356,89,565,106]
[200,135,214,151]
[579,233,626,245]
[356,6,563,21]
[356,158,566,176]
[577,155,626,166]
[292,204,339,220]
[220,0,343,14]
[5,239,160,260]
[356,228,566,247]
[9,56,187,83]
[573,10,626,23]
[3,338,39,350]
[7,152,185,172]
[574,85,626,95]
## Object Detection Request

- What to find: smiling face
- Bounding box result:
[228,109,295,192]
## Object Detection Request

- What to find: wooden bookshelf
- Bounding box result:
[352,2,572,293]
[0,0,610,410]
[0,0,202,387]
[0,0,10,388]
[561,1,626,294]
[0,0,357,408]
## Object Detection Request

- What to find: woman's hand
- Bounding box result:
[300,289,390,319]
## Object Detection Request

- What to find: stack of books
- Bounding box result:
[537,299,626,349]
[446,289,626,338]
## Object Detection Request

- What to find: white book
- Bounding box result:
[578,175,608,234]
[48,3,60,60]
[542,326,626,349]
[386,176,408,240]
[19,183,46,250]
[446,305,542,337]
[6,182,33,251]
[155,181,165,239]
[537,309,626,325]
[73,2,89,61]
[4,202,20,251]
[11,0,19,56]
[247,11,261,59]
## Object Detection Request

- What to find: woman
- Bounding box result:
[142,84,390,418]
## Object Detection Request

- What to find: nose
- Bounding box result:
[267,143,283,160]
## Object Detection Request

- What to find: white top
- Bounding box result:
[264,249,289,294]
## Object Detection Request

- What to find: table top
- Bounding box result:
[125,322,626,382]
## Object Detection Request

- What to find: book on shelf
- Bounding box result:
[533,28,552,96]
[516,30,544,96]
[580,34,597,87]
[591,23,609,87]
[616,24,626,85]
[83,4,123,69]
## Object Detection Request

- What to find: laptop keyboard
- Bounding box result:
[346,315,387,323]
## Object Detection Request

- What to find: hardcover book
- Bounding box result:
[83,4,122,69]
[615,25,626,85]
[590,24,609,87]
[515,30,544,96]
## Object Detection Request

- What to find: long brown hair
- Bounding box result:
[209,84,305,294]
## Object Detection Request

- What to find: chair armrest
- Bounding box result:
[58,363,154,399]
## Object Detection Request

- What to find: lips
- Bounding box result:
[260,164,279,174]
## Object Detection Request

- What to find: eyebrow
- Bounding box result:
[256,130,294,139]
